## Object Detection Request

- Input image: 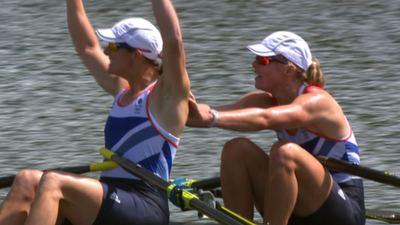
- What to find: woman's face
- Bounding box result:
[252,55,287,92]
[104,44,135,77]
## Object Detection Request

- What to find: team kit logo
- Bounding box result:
[134,97,143,114]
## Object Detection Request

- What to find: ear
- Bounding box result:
[285,64,296,76]
[131,49,143,60]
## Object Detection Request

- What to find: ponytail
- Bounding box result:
[277,55,325,88]
[302,60,325,88]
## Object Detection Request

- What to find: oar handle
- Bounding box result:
[89,161,118,171]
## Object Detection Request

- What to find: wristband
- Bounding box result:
[207,109,218,127]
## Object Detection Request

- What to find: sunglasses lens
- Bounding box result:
[256,56,269,65]
[109,43,118,52]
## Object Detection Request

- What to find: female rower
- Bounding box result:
[187,31,365,225]
[0,0,189,224]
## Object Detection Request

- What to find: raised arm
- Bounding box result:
[151,0,189,96]
[66,0,127,96]
[149,0,190,137]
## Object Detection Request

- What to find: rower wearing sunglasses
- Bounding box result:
[187,31,365,225]
[0,0,189,225]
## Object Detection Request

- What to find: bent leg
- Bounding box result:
[24,171,103,225]
[220,137,269,221]
[0,170,43,225]
[264,141,332,225]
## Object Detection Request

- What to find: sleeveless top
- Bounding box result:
[274,84,361,184]
[100,81,179,182]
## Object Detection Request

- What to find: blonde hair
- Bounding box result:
[277,55,325,88]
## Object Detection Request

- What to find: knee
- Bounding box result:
[269,141,298,169]
[14,170,42,187]
[10,170,42,201]
[35,171,64,199]
[221,137,252,160]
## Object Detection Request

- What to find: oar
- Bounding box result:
[0,161,118,189]
[99,147,255,225]
[316,155,400,188]
[366,209,400,224]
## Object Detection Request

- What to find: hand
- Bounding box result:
[186,93,212,128]
[168,178,194,209]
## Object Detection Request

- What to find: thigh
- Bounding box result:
[269,141,332,216]
[47,172,104,225]
[92,182,169,225]
[221,137,269,213]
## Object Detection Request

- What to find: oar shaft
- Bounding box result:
[317,156,400,188]
[0,175,21,189]
[191,177,220,190]
[366,208,400,224]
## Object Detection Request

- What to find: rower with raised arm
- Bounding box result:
[187,31,365,225]
[0,0,189,224]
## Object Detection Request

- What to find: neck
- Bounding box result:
[121,69,158,103]
[272,82,305,105]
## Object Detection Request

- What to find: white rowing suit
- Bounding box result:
[274,84,361,184]
[101,81,179,182]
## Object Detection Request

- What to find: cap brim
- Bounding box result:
[95,29,124,43]
[246,44,276,56]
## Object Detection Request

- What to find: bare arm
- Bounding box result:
[212,89,348,140]
[151,0,189,97]
[149,0,190,137]
[213,91,328,132]
[186,91,273,128]
[66,0,127,96]
[188,89,345,138]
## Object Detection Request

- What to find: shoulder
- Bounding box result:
[300,87,349,139]
[293,86,340,113]
[301,86,332,100]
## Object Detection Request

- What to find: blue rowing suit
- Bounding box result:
[101,81,179,182]
[274,84,361,184]
[273,84,365,225]
[93,81,178,225]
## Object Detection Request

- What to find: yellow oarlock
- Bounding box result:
[167,182,199,210]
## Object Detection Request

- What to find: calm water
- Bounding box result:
[0,0,400,224]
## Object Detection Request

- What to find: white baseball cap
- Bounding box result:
[246,31,312,71]
[96,18,163,61]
